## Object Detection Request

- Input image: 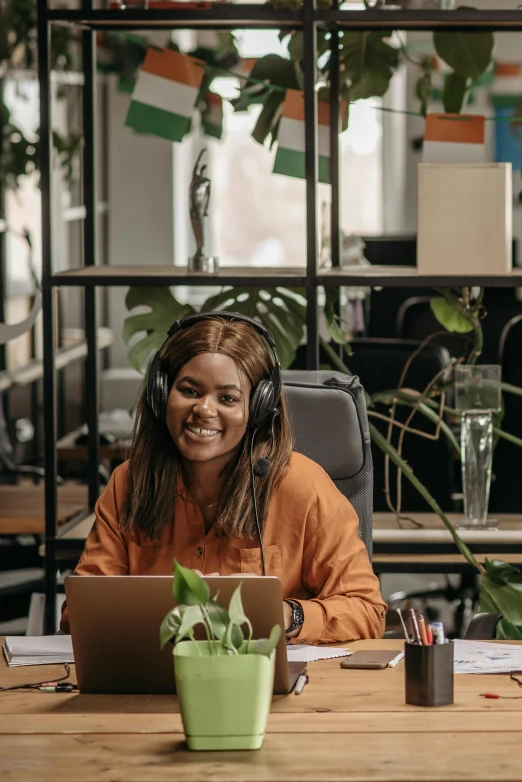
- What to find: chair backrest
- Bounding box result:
[346,338,455,513]
[282,370,373,561]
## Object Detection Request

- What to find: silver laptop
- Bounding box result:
[64,575,306,695]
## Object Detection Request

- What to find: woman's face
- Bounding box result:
[166,352,252,465]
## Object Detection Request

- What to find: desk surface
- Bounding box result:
[373,512,522,544]
[1,638,522,781]
[0,484,88,535]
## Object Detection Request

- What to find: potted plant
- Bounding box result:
[160,561,281,751]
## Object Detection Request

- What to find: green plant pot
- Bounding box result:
[173,640,275,751]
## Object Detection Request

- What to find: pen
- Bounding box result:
[387,651,405,668]
[417,614,429,646]
[294,673,309,695]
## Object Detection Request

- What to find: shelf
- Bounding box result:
[43,6,522,31]
[319,8,522,31]
[62,202,110,223]
[51,265,308,287]
[318,265,522,288]
[46,6,302,30]
[0,328,113,392]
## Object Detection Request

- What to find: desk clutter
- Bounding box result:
[2,636,74,667]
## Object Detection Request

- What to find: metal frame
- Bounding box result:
[38,1,522,632]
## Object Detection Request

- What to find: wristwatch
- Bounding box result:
[284,599,304,634]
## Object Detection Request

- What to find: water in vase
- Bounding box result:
[460,411,494,529]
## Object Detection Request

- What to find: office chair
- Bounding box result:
[490,314,522,513]
[282,370,373,561]
[347,338,456,513]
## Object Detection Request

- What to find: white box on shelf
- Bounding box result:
[417,163,512,276]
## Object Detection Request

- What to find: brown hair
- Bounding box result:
[121,315,293,540]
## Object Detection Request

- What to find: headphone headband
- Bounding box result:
[167,311,277,350]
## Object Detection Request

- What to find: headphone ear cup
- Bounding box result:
[148,370,169,421]
[249,379,275,429]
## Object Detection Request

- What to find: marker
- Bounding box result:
[294,673,309,695]
[387,651,405,668]
[409,609,423,645]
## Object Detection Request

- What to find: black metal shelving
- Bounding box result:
[38,1,522,632]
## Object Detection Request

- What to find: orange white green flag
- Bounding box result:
[423,113,486,164]
[273,90,345,184]
[125,48,205,142]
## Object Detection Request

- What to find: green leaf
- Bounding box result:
[207,598,244,649]
[434,22,493,81]
[173,560,210,606]
[123,287,196,373]
[480,559,522,626]
[228,584,249,626]
[430,297,474,334]
[159,607,182,649]
[252,90,285,146]
[287,32,304,62]
[341,32,399,103]
[443,71,469,114]
[127,331,165,374]
[175,604,206,642]
[247,625,281,657]
[223,584,253,652]
[200,287,306,369]
[324,288,348,346]
[496,619,522,640]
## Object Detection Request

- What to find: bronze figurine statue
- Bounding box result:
[188,149,219,274]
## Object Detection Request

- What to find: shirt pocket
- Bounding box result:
[239,544,283,579]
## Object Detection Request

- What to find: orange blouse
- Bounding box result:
[60,452,386,643]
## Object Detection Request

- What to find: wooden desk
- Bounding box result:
[1,638,521,781]
[56,427,129,461]
[0,484,89,535]
[373,512,522,574]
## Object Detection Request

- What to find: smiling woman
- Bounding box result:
[60,313,386,644]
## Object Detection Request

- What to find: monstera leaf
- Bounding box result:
[200,287,306,369]
[123,287,195,373]
[340,32,399,102]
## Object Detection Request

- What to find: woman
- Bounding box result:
[61,313,386,642]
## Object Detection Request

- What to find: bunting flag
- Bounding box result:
[423,113,486,164]
[125,48,204,142]
[202,91,223,140]
[273,90,345,185]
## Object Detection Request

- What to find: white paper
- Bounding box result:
[3,635,74,667]
[454,640,522,674]
[286,645,351,663]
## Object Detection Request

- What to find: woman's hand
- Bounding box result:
[193,570,219,577]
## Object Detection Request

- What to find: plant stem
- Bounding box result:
[369,422,484,574]
[318,344,483,573]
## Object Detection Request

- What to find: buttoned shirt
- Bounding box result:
[60,452,386,643]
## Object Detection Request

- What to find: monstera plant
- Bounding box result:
[124,283,522,639]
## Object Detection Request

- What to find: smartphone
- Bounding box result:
[340,650,402,670]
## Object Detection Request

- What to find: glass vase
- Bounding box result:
[455,365,501,531]
[459,411,494,529]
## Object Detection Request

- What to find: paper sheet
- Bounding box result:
[286,645,351,663]
[454,640,522,674]
[3,635,74,667]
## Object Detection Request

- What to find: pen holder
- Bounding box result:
[404,642,454,707]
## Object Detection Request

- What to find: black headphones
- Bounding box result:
[146,311,282,429]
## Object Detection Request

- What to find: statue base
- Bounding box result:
[188,255,219,275]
